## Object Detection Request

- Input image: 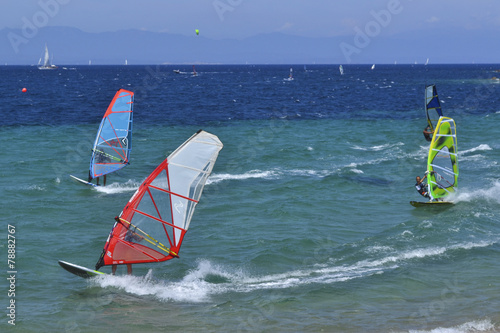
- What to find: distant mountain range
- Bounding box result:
[1,26,499,65]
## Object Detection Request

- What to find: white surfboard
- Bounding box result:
[69,175,98,187]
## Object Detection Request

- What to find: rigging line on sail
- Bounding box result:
[131,208,185,233]
[431,171,455,187]
[169,162,214,175]
[130,208,178,253]
[145,187,164,221]
[429,181,453,195]
[148,184,199,204]
[142,186,174,247]
[99,117,128,161]
[430,149,457,156]
[430,164,457,176]
[116,217,179,257]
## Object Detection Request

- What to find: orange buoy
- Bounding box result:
[22,88,27,93]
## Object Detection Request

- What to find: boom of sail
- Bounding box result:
[427,117,458,201]
[95,130,223,270]
[89,89,134,181]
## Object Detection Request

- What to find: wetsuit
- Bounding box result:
[423,126,432,142]
[415,181,429,198]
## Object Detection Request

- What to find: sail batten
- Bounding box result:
[95,130,223,270]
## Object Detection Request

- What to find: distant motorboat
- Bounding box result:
[38,44,57,70]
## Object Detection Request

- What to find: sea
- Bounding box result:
[1,64,499,333]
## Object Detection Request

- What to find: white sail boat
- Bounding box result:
[283,67,294,81]
[38,44,57,70]
[339,65,344,75]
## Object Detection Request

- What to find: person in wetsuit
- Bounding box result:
[423,125,433,142]
[415,173,430,199]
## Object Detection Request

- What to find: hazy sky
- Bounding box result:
[3,0,500,39]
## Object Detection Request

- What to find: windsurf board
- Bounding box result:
[58,260,106,279]
[69,175,98,187]
[410,201,454,207]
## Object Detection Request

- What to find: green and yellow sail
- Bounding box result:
[427,117,458,200]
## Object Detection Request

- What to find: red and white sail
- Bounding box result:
[96,130,223,269]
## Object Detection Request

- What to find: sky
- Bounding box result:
[3,0,500,40]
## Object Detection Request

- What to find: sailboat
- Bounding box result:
[37,44,57,70]
[410,117,458,207]
[59,130,223,278]
[339,65,344,75]
[423,84,444,141]
[69,89,134,187]
[284,67,294,81]
[371,64,375,70]
[192,65,197,76]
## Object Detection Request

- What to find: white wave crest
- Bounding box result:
[23,184,46,191]
[207,169,330,184]
[408,319,496,333]
[91,240,495,302]
[352,142,404,151]
[207,170,278,184]
[455,181,500,203]
[460,144,492,155]
[94,179,141,194]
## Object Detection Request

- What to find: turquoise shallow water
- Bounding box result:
[1,64,500,332]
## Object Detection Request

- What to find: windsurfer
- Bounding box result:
[124,228,144,243]
[415,173,430,199]
[423,125,433,142]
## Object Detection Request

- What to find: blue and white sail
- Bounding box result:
[89,89,134,180]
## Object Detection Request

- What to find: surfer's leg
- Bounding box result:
[112,264,117,275]
[127,264,132,275]
[103,175,107,186]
